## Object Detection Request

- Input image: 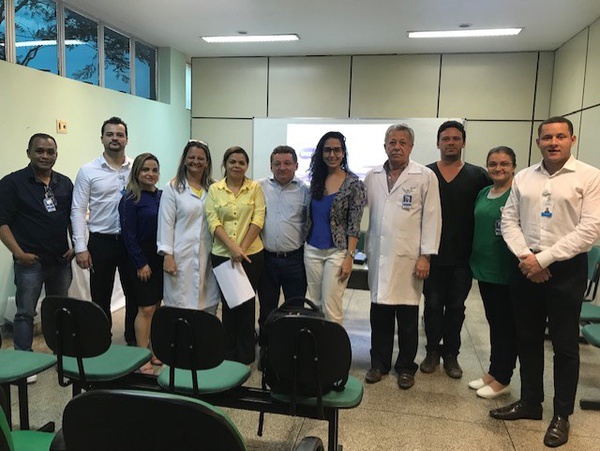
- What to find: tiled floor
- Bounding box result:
[4,283,600,450]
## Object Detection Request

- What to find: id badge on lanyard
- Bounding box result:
[541,182,553,218]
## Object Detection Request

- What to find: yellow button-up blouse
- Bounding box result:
[205,178,266,257]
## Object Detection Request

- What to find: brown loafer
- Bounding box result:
[397,372,415,390]
[543,416,569,448]
[489,401,543,421]
[365,368,383,384]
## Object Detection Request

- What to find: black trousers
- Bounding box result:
[88,232,137,343]
[511,253,586,417]
[423,264,473,356]
[370,303,419,375]
[212,251,264,365]
[257,248,307,345]
[478,281,517,385]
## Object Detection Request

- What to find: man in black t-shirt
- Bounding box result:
[420,121,491,379]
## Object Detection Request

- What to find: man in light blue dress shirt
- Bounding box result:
[257,146,310,347]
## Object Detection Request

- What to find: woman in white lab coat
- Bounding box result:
[363,124,441,389]
[157,140,220,313]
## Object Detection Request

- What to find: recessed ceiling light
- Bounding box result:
[408,28,522,39]
[201,34,299,43]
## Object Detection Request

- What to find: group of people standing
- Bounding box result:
[359,117,600,449]
[1,116,599,448]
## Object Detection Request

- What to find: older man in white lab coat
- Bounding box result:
[364,124,442,389]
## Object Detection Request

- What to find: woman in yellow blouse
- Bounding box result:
[205,146,265,364]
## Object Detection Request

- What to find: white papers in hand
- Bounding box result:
[212,260,255,309]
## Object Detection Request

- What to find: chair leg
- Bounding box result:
[72,382,82,397]
[16,380,30,430]
[580,398,600,410]
[326,409,340,451]
[0,383,11,428]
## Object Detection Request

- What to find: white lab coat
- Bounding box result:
[157,182,220,311]
[364,160,442,305]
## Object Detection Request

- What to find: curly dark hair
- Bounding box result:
[309,131,351,200]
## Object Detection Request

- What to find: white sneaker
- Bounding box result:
[468,378,486,390]
[476,384,510,399]
[26,375,37,384]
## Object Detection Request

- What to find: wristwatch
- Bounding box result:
[346,249,356,259]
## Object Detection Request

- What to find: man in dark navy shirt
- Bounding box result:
[420,121,491,379]
[0,133,73,354]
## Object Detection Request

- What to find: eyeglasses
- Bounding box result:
[323,147,343,156]
[487,161,513,168]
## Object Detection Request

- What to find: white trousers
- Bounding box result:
[304,243,349,324]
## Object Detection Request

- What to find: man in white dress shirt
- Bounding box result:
[363,124,441,389]
[71,117,136,344]
[490,116,600,448]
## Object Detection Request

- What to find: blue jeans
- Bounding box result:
[13,260,72,351]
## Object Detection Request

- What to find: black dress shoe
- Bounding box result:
[419,352,440,374]
[397,373,415,390]
[544,416,569,448]
[365,368,383,384]
[489,400,543,421]
[443,355,463,379]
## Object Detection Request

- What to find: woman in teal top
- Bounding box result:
[469,146,518,399]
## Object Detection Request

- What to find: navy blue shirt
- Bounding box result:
[119,189,161,269]
[0,165,73,264]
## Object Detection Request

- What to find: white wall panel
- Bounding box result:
[465,121,533,170]
[439,53,538,120]
[583,19,600,108]
[550,29,588,116]
[268,56,351,118]
[191,58,267,118]
[534,52,554,120]
[191,118,254,178]
[350,55,440,118]
[577,109,599,166]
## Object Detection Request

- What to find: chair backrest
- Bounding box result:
[62,389,247,451]
[587,246,600,281]
[0,386,14,451]
[266,313,352,417]
[41,296,111,358]
[151,306,225,370]
[586,246,600,300]
[268,315,351,390]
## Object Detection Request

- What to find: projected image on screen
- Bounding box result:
[288,123,391,183]
[252,118,463,182]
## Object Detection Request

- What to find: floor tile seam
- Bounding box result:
[354,404,502,427]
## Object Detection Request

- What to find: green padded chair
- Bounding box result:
[61,389,247,451]
[579,246,600,325]
[151,306,251,396]
[580,303,600,323]
[584,245,600,302]
[580,323,600,411]
[0,334,56,429]
[264,312,364,451]
[0,386,55,451]
[40,296,151,396]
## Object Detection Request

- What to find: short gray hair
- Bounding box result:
[385,124,414,144]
